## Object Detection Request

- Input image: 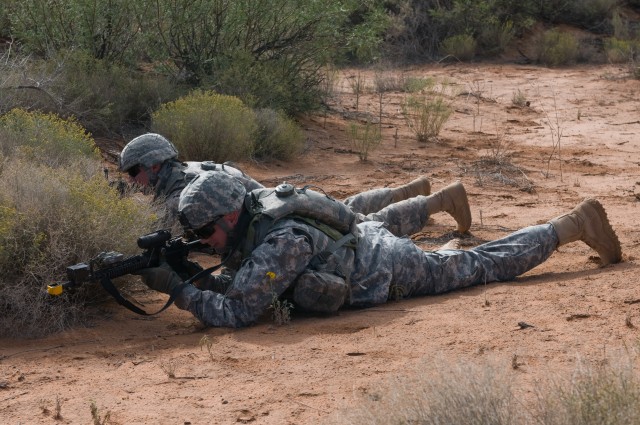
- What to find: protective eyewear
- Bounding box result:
[193,221,218,239]
[127,164,141,178]
[179,212,223,240]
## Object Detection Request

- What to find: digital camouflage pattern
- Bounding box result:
[360,195,431,237]
[178,170,248,229]
[118,133,178,171]
[174,195,560,328]
[344,188,396,216]
[120,134,434,231]
[150,156,415,233]
[155,161,263,229]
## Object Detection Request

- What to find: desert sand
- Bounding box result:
[2,63,640,424]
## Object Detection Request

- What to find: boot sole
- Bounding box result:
[582,199,622,265]
[449,182,472,233]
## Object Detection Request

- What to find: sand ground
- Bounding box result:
[2,63,640,424]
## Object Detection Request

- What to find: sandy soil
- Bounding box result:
[2,63,640,424]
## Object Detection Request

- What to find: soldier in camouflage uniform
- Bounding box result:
[118,133,453,234]
[135,171,623,328]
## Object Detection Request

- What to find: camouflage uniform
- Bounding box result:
[154,160,426,235]
[344,188,396,216]
[153,160,262,229]
[175,205,559,328]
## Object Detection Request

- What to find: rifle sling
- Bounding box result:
[99,260,227,316]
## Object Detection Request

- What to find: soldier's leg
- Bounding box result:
[390,224,559,298]
[362,181,471,236]
[343,176,431,215]
[390,197,622,298]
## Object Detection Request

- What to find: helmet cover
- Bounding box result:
[119,133,178,171]
[178,171,247,229]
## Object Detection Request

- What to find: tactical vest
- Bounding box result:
[242,184,359,313]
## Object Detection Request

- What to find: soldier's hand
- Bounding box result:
[134,262,182,295]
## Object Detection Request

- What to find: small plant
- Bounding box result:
[346,72,367,111]
[54,395,62,420]
[511,89,528,107]
[90,400,111,425]
[199,334,215,361]
[159,359,178,378]
[403,77,434,93]
[270,295,294,326]
[320,65,339,101]
[541,87,565,181]
[486,124,514,165]
[440,34,477,61]
[403,94,453,143]
[348,120,382,161]
[152,90,257,162]
[266,271,293,325]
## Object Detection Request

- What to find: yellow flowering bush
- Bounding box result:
[152,90,257,162]
[0,109,100,166]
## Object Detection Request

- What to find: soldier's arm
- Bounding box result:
[175,227,313,327]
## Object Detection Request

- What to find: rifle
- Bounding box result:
[47,230,207,315]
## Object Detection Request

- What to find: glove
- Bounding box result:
[174,258,204,281]
[134,262,183,295]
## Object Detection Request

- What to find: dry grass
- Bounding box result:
[328,350,640,425]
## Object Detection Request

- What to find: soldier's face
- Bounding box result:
[129,166,151,186]
[200,223,228,253]
[127,163,161,187]
[199,212,239,254]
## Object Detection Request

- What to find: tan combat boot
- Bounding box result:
[549,198,622,266]
[425,181,472,233]
[391,176,431,203]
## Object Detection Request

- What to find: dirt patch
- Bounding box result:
[2,63,640,424]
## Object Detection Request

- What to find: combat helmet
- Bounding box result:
[178,171,247,230]
[119,133,178,172]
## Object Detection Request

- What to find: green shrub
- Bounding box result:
[0,51,180,136]
[152,90,257,162]
[7,0,143,61]
[404,77,435,93]
[146,0,365,114]
[536,29,579,66]
[440,34,477,60]
[348,120,382,162]
[253,109,304,161]
[403,94,453,143]
[0,160,157,338]
[605,37,640,63]
[479,20,516,56]
[0,109,99,166]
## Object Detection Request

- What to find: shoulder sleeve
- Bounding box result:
[175,226,313,327]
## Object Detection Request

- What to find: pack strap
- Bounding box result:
[310,232,357,267]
